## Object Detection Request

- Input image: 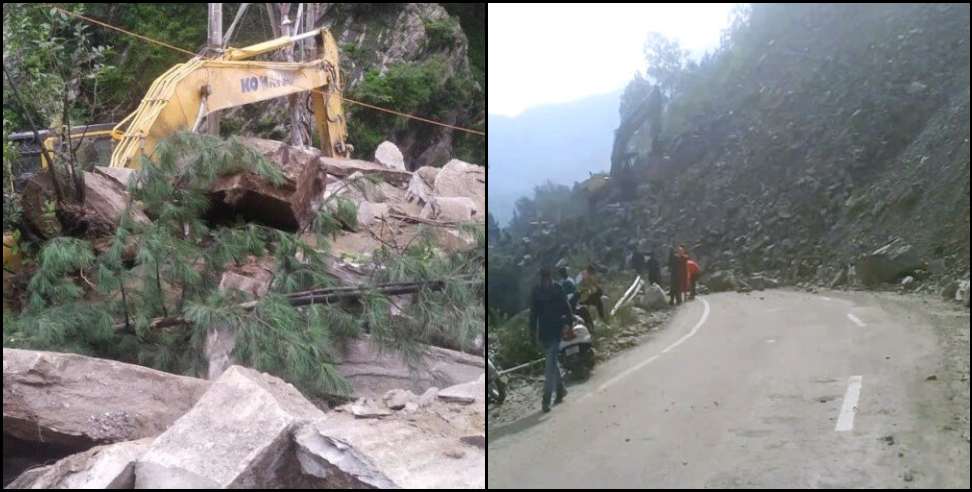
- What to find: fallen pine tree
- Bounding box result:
[3,133,485,401]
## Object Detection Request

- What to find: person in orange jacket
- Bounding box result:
[685,257,701,300]
[677,245,701,300]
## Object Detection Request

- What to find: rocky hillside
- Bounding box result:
[495,4,970,298]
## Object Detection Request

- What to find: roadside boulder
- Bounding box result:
[3,349,208,449]
[957,280,970,307]
[134,365,325,488]
[637,283,668,309]
[6,438,153,489]
[857,239,922,286]
[704,270,739,292]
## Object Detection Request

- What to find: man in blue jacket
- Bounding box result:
[530,267,572,413]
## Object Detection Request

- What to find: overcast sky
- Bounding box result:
[488,3,738,117]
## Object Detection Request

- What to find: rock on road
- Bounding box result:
[487,289,971,488]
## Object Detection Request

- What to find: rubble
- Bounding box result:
[134,365,326,488]
[3,348,209,449]
[374,141,407,171]
[349,398,394,419]
[6,438,153,489]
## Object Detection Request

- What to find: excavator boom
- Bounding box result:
[110,28,349,169]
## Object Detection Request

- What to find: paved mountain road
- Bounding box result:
[487,289,970,489]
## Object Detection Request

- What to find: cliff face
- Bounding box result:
[223,3,484,169]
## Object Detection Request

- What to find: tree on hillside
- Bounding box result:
[642,32,688,100]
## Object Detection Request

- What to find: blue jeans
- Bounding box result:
[543,340,566,407]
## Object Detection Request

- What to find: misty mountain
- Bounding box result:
[487,90,621,225]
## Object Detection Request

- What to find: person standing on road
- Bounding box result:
[646,250,661,286]
[558,266,578,313]
[530,267,571,413]
[668,247,685,305]
[686,257,701,300]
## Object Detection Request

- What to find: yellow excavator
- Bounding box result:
[4,28,352,270]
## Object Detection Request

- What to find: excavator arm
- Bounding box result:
[110,28,350,169]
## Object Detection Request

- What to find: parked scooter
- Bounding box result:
[487,357,507,405]
[559,315,595,380]
[487,336,507,405]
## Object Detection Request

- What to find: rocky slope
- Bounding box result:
[498,4,970,297]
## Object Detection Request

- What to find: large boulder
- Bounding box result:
[405,166,439,205]
[134,365,326,488]
[703,270,740,292]
[636,283,668,310]
[335,337,484,399]
[6,438,153,489]
[373,141,406,171]
[82,171,150,230]
[857,239,923,287]
[432,159,485,218]
[3,349,209,449]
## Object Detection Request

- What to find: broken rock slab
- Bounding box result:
[3,348,209,449]
[293,424,398,488]
[6,438,153,489]
[134,365,326,488]
[420,195,480,222]
[335,336,484,399]
[320,156,413,187]
[374,141,406,171]
[438,373,486,404]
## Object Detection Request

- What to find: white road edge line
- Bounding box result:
[596,298,711,393]
[835,375,864,432]
[847,313,866,327]
[821,296,832,301]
